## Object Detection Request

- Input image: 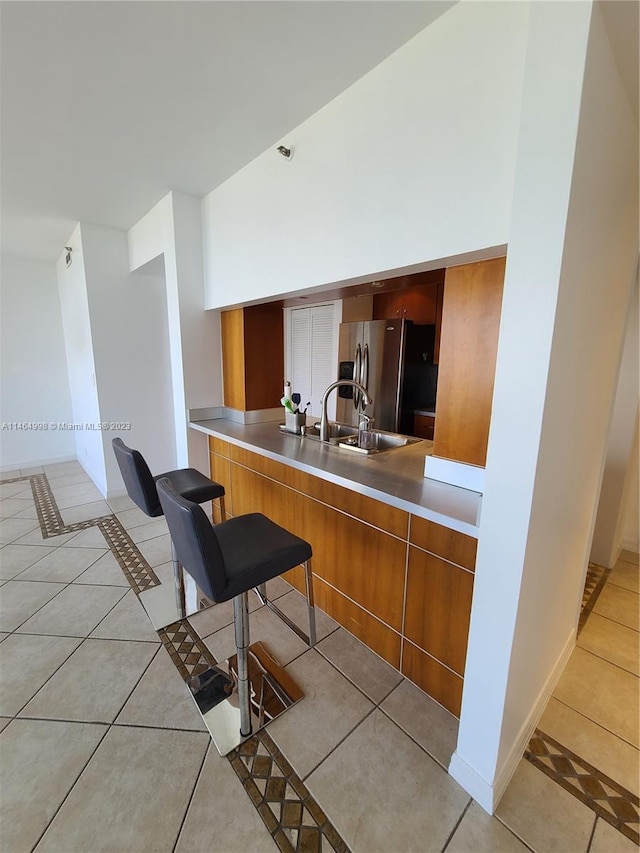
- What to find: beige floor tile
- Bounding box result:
[17,583,127,638]
[0,718,107,853]
[19,466,44,475]
[43,472,92,489]
[620,550,639,566]
[11,504,40,520]
[0,497,34,518]
[0,716,11,731]
[446,801,530,852]
[61,501,112,524]
[593,584,639,631]
[0,633,8,643]
[0,468,23,479]
[268,649,374,778]
[538,697,639,796]
[116,506,155,530]
[0,633,82,715]
[106,494,137,512]
[0,481,32,499]
[0,544,51,579]
[52,483,104,508]
[0,580,66,631]
[129,518,169,544]
[17,546,107,583]
[204,602,309,666]
[496,760,595,852]
[90,589,160,642]
[35,725,209,853]
[553,647,639,747]
[273,589,338,642]
[115,647,206,730]
[188,594,261,639]
[12,527,85,547]
[609,560,640,594]
[589,817,639,852]
[317,626,402,703]
[62,526,109,549]
[44,461,85,478]
[137,532,172,567]
[307,709,469,852]
[176,746,275,853]
[74,551,130,586]
[578,613,639,676]
[21,638,157,723]
[0,517,40,544]
[381,678,459,769]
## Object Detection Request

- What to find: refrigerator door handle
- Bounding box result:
[353,344,362,410]
[361,344,369,412]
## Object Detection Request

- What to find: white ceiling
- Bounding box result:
[0,0,455,263]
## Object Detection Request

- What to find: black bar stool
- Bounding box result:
[156,476,316,747]
[112,437,226,618]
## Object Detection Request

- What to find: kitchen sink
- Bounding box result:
[302,422,359,442]
[336,431,423,455]
[299,421,422,455]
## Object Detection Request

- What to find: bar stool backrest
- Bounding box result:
[156,477,227,603]
[112,437,162,517]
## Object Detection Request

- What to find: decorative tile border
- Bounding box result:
[229,729,350,853]
[526,729,639,844]
[579,562,611,632]
[6,471,350,852]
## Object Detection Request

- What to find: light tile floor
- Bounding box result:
[0,460,638,852]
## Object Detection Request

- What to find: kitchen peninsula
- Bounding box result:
[190,415,481,717]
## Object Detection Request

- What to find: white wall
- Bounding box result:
[202,1,528,307]
[450,0,639,811]
[591,278,639,566]
[128,192,222,475]
[79,224,177,495]
[56,226,106,490]
[0,254,75,469]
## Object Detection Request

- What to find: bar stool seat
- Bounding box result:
[156,476,316,753]
[112,437,226,619]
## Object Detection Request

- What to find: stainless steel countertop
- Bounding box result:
[190,418,481,537]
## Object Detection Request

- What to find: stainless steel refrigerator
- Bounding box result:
[335,319,437,433]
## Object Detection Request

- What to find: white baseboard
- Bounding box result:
[105,487,129,501]
[0,454,77,474]
[449,626,576,814]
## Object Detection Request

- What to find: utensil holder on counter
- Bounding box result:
[285,411,306,434]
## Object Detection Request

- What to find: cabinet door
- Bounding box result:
[372,290,403,320]
[402,284,439,324]
[413,415,435,440]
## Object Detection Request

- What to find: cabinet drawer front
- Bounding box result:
[409,515,477,570]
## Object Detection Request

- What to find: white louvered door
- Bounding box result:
[286,302,341,420]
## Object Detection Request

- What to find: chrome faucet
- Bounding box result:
[319,380,371,442]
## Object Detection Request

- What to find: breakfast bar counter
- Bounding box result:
[189,416,480,717]
[189,418,481,537]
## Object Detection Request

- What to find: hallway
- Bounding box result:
[0,461,638,852]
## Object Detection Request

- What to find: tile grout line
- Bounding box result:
[439,797,472,853]
[585,813,599,853]
[17,472,350,853]
[171,740,213,853]
[549,695,640,751]
[573,641,640,676]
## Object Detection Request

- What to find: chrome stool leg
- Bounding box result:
[233,591,252,737]
[304,558,317,647]
[171,539,186,620]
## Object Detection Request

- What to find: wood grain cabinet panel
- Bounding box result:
[404,547,474,676]
[434,257,505,467]
[409,516,477,571]
[313,577,401,668]
[401,641,463,717]
[208,436,230,458]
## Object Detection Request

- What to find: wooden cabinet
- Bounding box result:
[413,414,435,440]
[372,282,440,324]
[208,435,477,716]
[433,257,505,467]
[221,302,284,411]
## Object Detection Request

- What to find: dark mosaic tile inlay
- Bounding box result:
[229,730,350,853]
[97,516,159,593]
[526,729,639,844]
[158,619,218,681]
[579,562,611,632]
